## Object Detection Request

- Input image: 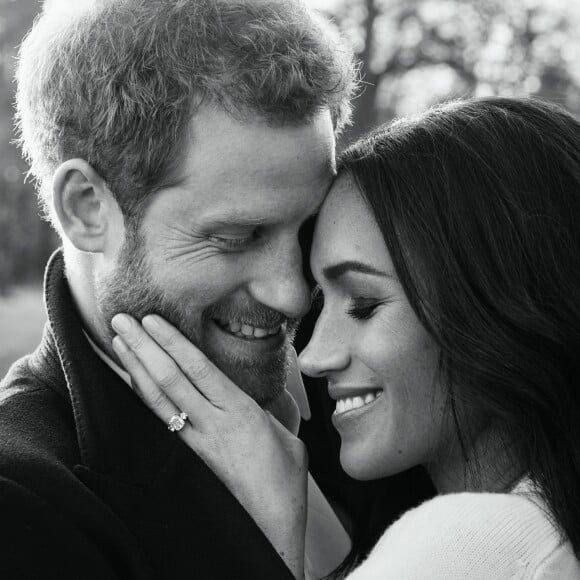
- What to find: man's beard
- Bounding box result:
[96,230,298,406]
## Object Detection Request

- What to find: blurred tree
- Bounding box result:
[0,0,58,295]
[2,0,580,292]
[316,0,580,143]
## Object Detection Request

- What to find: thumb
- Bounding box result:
[264,389,301,435]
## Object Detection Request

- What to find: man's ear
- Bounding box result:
[52,159,121,253]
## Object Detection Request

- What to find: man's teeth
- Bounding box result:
[335,391,382,415]
[217,319,284,339]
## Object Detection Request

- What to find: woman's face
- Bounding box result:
[299,175,453,480]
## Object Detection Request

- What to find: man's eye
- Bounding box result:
[208,232,257,249]
[346,298,382,321]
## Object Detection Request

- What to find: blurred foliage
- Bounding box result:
[0,0,58,295]
[316,0,580,141]
[1,0,580,293]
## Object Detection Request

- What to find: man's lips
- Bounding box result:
[214,318,286,340]
[208,320,286,356]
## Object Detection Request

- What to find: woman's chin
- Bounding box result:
[340,447,387,481]
[339,442,416,481]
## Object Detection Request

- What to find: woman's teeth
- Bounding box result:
[217,319,283,339]
[335,390,382,415]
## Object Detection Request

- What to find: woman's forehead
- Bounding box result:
[311,175,393,273]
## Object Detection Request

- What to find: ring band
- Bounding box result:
[167,411,188,432]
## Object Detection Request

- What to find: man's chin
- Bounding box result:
[219,364,288,408]
[240,380,286,408]
[205,345,289,407]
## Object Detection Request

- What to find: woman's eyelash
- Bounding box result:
[347,298,382,320]
[311,289,384,319]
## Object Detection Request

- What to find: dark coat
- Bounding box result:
[0,251,294,580]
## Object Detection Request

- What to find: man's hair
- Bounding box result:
[15,0,357,226]
[339,96,580,557]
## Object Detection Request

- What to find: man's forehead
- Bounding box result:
[184,108,336,163]
[153,109,335,226]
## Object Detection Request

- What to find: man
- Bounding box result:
[1,0,356,577]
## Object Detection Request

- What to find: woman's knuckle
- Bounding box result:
[150,390,167,411]
[158,367,181,390]
[162,330,179,350]
[193,361,212,383]
[129,332,146,350]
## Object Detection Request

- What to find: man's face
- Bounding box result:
[99,109,335,406]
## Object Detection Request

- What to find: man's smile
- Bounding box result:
[208,319,287,357]
[214,318,286,340]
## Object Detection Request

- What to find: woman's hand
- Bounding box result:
[111,313,308,580]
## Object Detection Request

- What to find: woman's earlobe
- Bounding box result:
[52,159,115,253]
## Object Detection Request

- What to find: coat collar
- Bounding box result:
[34,250,298,580]
[40,249,178,485]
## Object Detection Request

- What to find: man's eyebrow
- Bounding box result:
[203,210,320,230]
[201,214,268,229]
[322,260,392,281]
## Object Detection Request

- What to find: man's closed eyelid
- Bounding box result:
[208,234,255,249]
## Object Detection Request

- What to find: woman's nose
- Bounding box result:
[298,313,350,378]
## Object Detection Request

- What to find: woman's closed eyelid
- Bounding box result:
[310,285,388,321]
[345,294,394,321]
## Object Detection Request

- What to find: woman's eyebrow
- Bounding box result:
[322,260,391,281]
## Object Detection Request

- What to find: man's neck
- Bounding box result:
[64,246,119,364]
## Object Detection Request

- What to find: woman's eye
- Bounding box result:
[346,298,382,320]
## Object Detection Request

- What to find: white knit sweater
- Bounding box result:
[346,482,580,579]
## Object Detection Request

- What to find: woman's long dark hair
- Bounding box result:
[339,97,580,556]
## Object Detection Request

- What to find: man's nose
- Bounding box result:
[248,243,312,320]
[299,311,350,378]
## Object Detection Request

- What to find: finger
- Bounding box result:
[111,314,209,418]
[141,314,247,408]
[112,335,191,433]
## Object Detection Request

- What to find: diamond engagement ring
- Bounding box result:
[167,412,188,432]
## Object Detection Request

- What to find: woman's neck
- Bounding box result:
[426,427,523,495]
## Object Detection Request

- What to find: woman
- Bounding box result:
[111,97,580,578]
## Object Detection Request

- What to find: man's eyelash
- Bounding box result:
[208,232,258,249]
[217,237,252,248]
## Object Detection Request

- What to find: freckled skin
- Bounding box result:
[98,109,336,405]
[299,176,456,480]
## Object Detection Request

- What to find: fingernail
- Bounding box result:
[112,314,131,334]
[112,335,128,353]
[142,315,160,333]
